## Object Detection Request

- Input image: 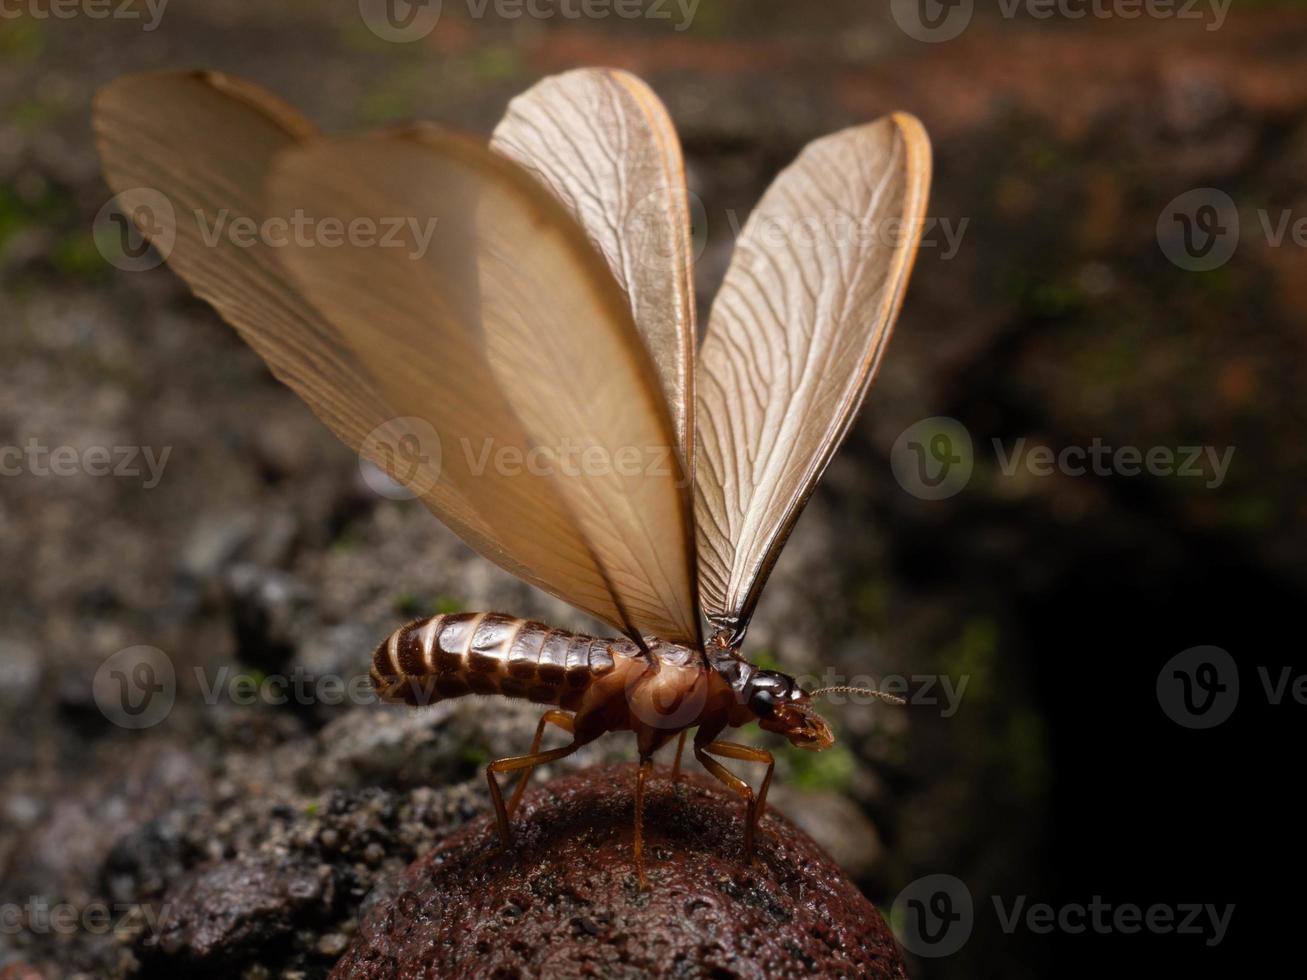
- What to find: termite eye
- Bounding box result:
[750,688,776,717]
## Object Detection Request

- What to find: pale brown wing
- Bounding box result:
[267,128,701,645]
[490,68,696,475]
[695,114,932,637]
[93,71,700,644]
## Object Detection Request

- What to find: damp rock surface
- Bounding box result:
[333,762,906,980]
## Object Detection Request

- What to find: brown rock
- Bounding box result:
[334,762,905,979]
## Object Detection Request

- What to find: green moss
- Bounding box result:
[1,182,87,273]
[330,521,366,553]
[854,579,889,630]
[432,595,466,615]
[748,648,782,672]
[393,592,425,617]
[9,96,65,131]
[338,20,394,52]
[0,20,46,62]
[459,744,490,768]
[680,0,728,35]
[939,618,998,706]
[1226,493,1276,531]
[53,232,112,283]
[1004,709,1049,800]
[471,45,517,82]
[358,88,413,125]
[788,742,856,794]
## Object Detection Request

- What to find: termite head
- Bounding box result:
[745,671,834,751]
[742,671,909,751]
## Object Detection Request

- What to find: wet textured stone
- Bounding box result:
[334,762,906,979]
[145,856,337,970]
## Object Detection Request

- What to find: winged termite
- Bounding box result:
[93,67,931,887]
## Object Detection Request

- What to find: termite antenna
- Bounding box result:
[807,685,906,706]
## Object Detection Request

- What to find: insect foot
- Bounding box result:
[331,762,905,978]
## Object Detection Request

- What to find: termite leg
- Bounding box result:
[506,710,574,817]
[670,730,687,783]
[486,740,581,848]
[633,754,654,890]
[694,741,775,861]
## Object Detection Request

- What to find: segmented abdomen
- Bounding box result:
[370,612,638,709]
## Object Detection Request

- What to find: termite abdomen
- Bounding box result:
[370,612,631,709]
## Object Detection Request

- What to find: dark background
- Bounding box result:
[1,1,1301,976]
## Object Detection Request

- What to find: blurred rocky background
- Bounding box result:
[1,1,1300,977]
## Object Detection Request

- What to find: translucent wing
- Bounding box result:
[695,114,932,638]
[267,128,700,645]
[491,68,696,475]
[94,71,700,645]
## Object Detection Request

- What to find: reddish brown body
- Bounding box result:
[370,612,740,755]
[369,612,840,885]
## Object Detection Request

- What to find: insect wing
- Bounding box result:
[491,68,697,477]
[267,127,702,646]
[94,72,701,645]
[694,113,932,636]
